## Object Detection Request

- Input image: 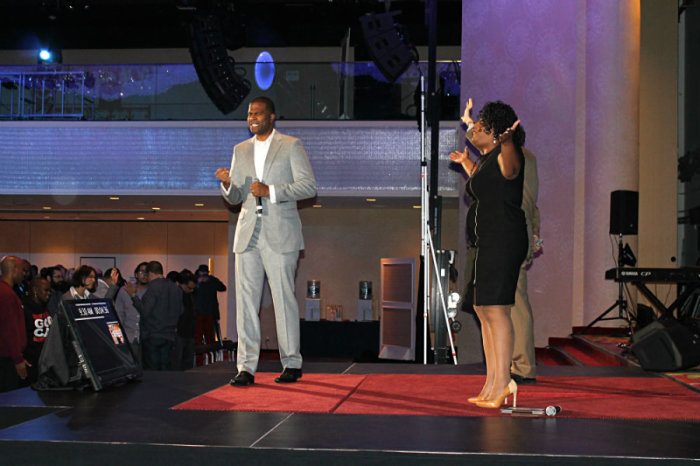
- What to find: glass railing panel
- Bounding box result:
[0,61,460,121]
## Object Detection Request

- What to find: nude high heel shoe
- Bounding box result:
[475,379,518,409]
[467,395,484,403]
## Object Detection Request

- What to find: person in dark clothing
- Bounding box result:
[21,277,52,384]
[133,262,150,299]
[13,259,32,299]
[450,99,527,409]
[0,256,29,392]
[126,261,183,370]
[172,271,197,370]
[45,266,68,316]
[166,271,180,283]
[103,267,141,366]
[194,264,226,345]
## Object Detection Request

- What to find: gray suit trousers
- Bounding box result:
[235,220,302,374]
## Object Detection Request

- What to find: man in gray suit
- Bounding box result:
[216,96,316,386]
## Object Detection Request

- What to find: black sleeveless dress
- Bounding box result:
[464,145,528,306]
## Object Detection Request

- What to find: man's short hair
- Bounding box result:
[147,261,163,276]
[72,265,96,288]
[250,96,275,114]
[166,270,180,283]
[134,262,149,275]
[180,270,197,285]
[30,276,49,290]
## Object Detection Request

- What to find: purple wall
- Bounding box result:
[460,0,640,344]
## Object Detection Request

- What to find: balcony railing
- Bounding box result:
[0,61,461,121]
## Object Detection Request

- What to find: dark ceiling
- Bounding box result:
[0,0,461,51]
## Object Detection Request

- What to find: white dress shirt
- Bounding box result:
[253,130,277,204]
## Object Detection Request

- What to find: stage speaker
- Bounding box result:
[630,318,700,371]
[188,11,250,115]
[610,190,638,235]
[35,299,141,391]
[359,11,415,83]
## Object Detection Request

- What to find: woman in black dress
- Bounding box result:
[450,99,528,408]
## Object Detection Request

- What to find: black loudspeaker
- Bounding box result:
[35,299,141,391]
[630,318,700,371]
[359,11,414,83]
[610,190,638,235]
[188,11,250,115]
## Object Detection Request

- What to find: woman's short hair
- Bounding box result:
[72,265,96,288]
[477,101,526,147]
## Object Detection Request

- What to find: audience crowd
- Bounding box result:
[0,255,226,392]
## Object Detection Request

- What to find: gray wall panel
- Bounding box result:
[0,121,460,196]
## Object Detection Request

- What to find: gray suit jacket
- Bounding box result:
[522,148,540,264]
[221,130,317,253]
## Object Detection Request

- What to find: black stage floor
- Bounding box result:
[1,360,699,465]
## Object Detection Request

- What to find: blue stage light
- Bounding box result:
[39,49,52,62]
[254,51,275,90]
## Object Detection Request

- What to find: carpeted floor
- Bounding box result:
[172,373,700,421]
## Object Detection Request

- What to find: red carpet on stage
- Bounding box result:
[172,373,367,413]
[172,373,700,421]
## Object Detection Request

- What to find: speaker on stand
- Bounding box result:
[577,190,638,335]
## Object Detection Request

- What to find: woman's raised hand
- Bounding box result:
[461,97,474,126]
[498,120,520,143]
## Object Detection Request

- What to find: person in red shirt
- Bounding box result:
[0,256,29,392]
[21,277,52,384]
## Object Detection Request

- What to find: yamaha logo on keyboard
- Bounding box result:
[620,271,639,277]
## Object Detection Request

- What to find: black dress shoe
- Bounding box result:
[230,371,255,386]
[275,368,302,383]
[511,373,536,385]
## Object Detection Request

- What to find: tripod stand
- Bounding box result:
[577,233,632,335]
[418,74,457,365]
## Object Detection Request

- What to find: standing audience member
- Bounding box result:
[45,266,68,316]
[63,265,118,302]
[13,259,32,298]
[172,271,197,370]
[134,262,150,299]
[103,268,142,366]
[0,256,29,392]
[21,277,52,384]
[126,261,183,370]
[195,264,226,345]
[62,265,98,300]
